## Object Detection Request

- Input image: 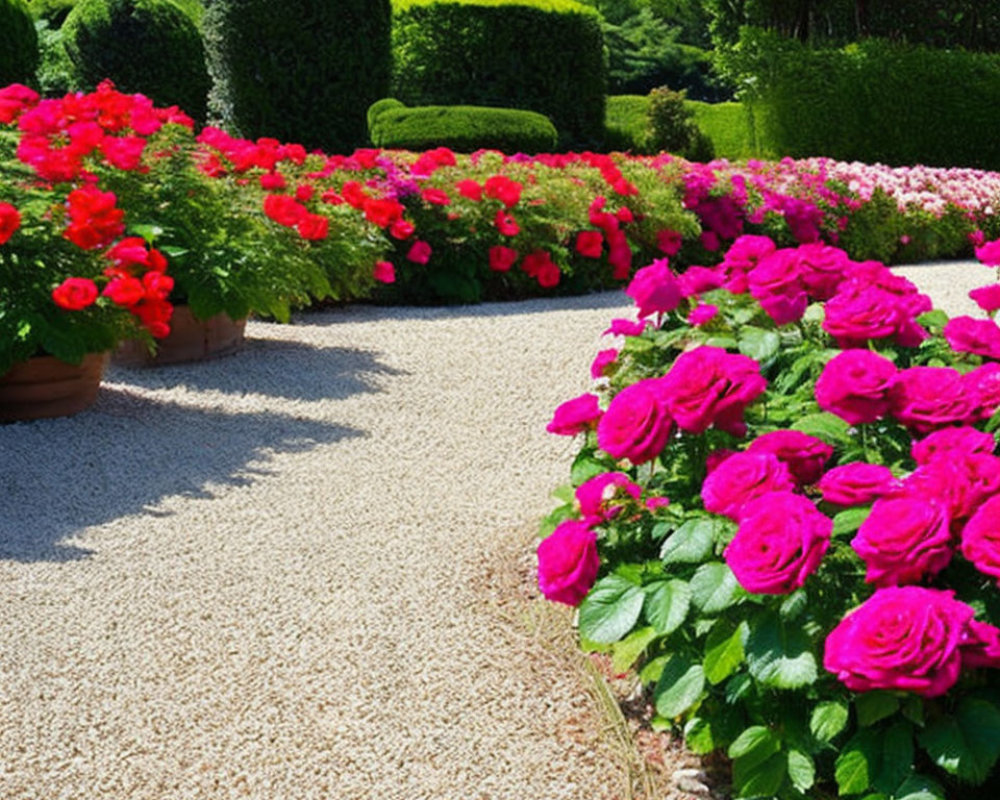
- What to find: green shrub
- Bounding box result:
[1,0,39,86]
[687,99,765,160]
[204,0,391,154]
[61,0,209,121]
[604,94,650,153]
[366,97,405,132]
[28,0,76,27]
[733,28,1000,170]
[391,0,606,149]
[369,103,558,153]
[645,85,713,160]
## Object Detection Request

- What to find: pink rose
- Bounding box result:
[702,451,795,521]
[537,520,600,606]
[546,393,602,436]
[851,497,952,586]
[823,283,907,346]
[720,234,776,293]
[406,239,432,264]
[660,346,767,437]
[576,472,642,525]
[904,454,1000,526]
[823,587,976,697]
[970,284,1000,313]
[625,258,682,318]
[961,620,1000,669]
[966,362,1000,419]
[687,303,719,327]
[888,366,978,433]
[912,426,995,465]
[590,348,618,379]
[596,378,674,465]
[603,318,649,337]
[818,463,901,506]
[815,349,897,425]
[724,491,831,594]
[677,266,724,298]
[748,248,808,326]
[795,242,850,301]
[943,316,1000,359]
[746,429,833,486]
[961,494,1000,583]
[975,239,1000,266]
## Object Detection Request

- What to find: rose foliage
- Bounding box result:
[539,237,1000,799]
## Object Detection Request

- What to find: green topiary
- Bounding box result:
[645,85,700,156]
[1,0,39,86]
[366,97,405,132]
[204,0,391,154]
[60,0,209,121]
[391,0,606,149]
[29,0,77,27]
[369,103,558,153]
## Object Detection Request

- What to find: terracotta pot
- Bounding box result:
[0,351,109,423]
[113,304,247,367]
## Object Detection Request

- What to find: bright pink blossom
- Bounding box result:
[818,463,901,506]
[575,472,641,525]
[746,429,833,486]
[943,316,1000,359]
[536,520,599,606]
[815,350,897,425]
[547,393,602,436]
[625,259,681,318]
[888,366,977,433]
[852,497,952,586]
[596,379,673,465]
[702,452,795,521]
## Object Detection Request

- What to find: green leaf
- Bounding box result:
[810,700,850,744]
[916,309,949,330]
[578,575,646,645]
[690,562,744,614]
[728,725,781,763]
[792,412,852,446]
[779,588,808,620]
[836,729,880,795]
[733,751,787,799]
[833,506,872,537]
[703,619,747,685]
[643,579,691,636]
[654,654,705,719]
[893,773,946,800]
[660,517,715,564]
[571,450,609,485]
[787,748,816,792]
[611,626,659,674]
[738,325,781,364]
[640,654,668,685]
[875,721,914,793]
[684,716,717,755]
[917,697,1000,783]
[745,610,818,689]
[856,691,901,727]
[901,695,925,727]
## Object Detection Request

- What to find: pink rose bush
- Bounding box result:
[538,234,1000,799]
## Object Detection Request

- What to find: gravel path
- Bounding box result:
[0,260,988,799]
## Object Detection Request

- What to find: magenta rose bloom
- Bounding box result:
[724,491,831,594]
[748,248,809,326]
[537,520,600,606]
[970,284,1000,313]
[547,393,602,436]
[823,283,903,345]
[660,346,767,437]
[975,239,1000,266]
[824,586,976,697]
[590,348,618,379]
[961,620,1000,670]
[795,242,850,301]
[904,454,1000,527]
[603,318,649,337]
[702,451,795,520]
[961,494,1000,584]
[815,350,897,425]
[625,258,682,318]
[720,234,776,293]
[597,378,674,465]
[818,462,901,506]
[912,426,996,465]
[575,472,641,526]
[888,366,978,433]
[966,362,1000,419]
[944,315,1000,360]
[851,497,953,586]
[747,429,833,486]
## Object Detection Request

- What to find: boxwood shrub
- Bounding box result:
[391,0,606,149]
[61,0,209,121]
[1,0,38,86]
[368,102,558,152]
[204,0,391,153]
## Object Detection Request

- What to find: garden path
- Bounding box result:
[0,260,983,800]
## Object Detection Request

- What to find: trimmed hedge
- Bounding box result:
[29,0,77,27]
[740,29,1000,170]
[1,0,38,86]
[368,102,558,152]
[391,0,606,149]
[204,0,391,153]
[61,0,209,120]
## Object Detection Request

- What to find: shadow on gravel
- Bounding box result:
[106,342,406,402]
[0,388,363,563]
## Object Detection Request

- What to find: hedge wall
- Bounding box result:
[204,0,391,153]
[742,30,1000,170]
[369,102,558,152]
[1,0,38,87]
[391,0,606,149]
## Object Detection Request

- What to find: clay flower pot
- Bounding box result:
[113,304,247,367]
[0,351,109,422]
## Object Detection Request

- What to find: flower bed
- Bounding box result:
[540,237,1000,799]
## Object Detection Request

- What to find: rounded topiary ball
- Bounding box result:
[1,0,39,86]
[61,0,209,121]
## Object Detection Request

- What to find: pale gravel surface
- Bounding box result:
[0,260,986,800]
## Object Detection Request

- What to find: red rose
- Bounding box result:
[263,194,307,227]
[0,202,21,245]
[296,213,329,241]
[373,260,395,284]
[52,277,99,310]
[484,175,522,208]
[575,230,603,259]
[406,240,432,264]
[488,245,518,272]
[494,209,520,237]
